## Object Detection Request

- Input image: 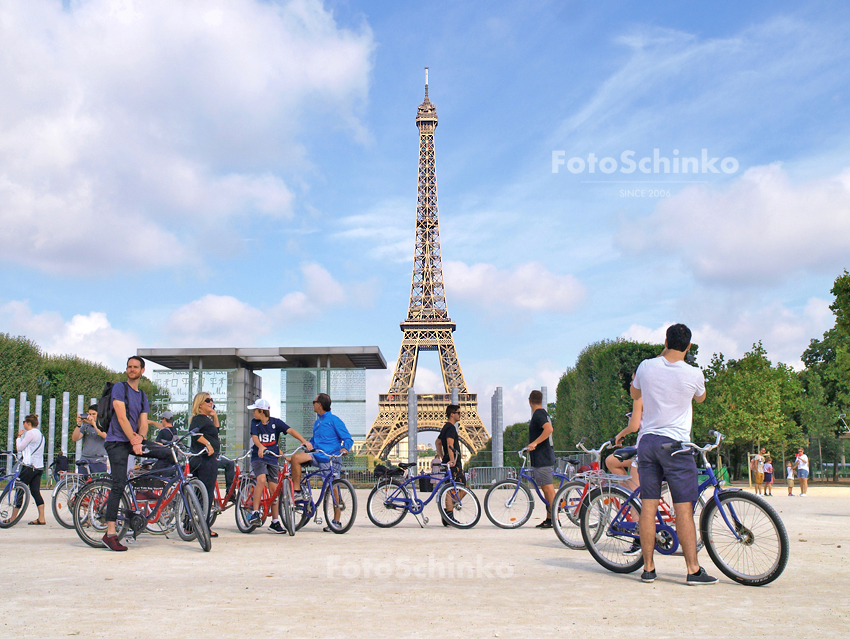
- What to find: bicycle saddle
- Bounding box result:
[397,462,415,469]
[612,446,637,462]
[564,458,581,466]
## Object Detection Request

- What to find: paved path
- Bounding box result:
[1,486,847,638]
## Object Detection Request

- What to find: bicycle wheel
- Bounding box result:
[0,480,29,528]
[700,491,789,586]
[279,477,296,536]
[72,479,129,548]
[295,480,314,531]
[176,480,208,541]
[183,484,212,552]
[581,486,643,573]
[437,483,481,529]
[323,478,357,534]
[51,477,79,529]
[235,477,260,533]
[552,480,588,549]
[660,484,707,555]
[367,481,409,528]
[484,480,533,529]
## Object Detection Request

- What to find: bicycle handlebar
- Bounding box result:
[660,430,725,456]
[576,438,616,458]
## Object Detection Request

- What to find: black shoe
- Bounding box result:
[641,569,656,583]
[268,521,285,534]
[686,567,718,586]
[442,511,455,526]
[535,518,553,529]
[624,540,642,556]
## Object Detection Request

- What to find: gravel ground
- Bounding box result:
[1,485,847,638]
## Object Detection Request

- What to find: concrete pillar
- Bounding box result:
[233,368,262,458]
[19,392,26,431]
[6,398,14,471]
[48,399,56,473]
[61,392,70,457]
[408,389,418,465]
[451,387,459,405]
[35,395,43,430]
[491,387,503,467]
[75,395,85,460]
[541,386,548,409]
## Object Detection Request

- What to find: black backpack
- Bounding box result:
[96,381,148,433]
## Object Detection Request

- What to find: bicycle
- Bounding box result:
[294,450,357,534]
[51,460,109,529]
[0,451,29,528]
[580,430,790,586]
[483,448,576,529]
[72,433,213,552]
[206,451,250,528]
[366,459,481,529]
[233,449,296,535]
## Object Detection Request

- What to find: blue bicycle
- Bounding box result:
[483,447,579,529]
[0,451,29,528]
[580,431,790,586]
[294,449,357,534]
[366,460,481,529]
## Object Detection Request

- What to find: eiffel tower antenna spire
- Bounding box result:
[361,72,489,458]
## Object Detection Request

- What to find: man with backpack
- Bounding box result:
[102,356,150,552]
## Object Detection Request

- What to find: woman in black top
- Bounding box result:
[189,392,221,536]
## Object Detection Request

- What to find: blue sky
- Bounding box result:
[2,0,849,428]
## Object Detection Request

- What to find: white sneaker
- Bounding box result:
[800,493,808,497]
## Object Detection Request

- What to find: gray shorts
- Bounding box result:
[532,465,554,486]
[252,459,280,483]
[308,454,342,479]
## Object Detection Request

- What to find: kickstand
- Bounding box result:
[412,512,428,528]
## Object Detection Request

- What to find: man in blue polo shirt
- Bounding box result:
[246,398,311,533]
[290,393,352,529]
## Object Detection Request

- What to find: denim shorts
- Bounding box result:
[797,469,809,479]
[307,454,342,479]
[637,434,698,503]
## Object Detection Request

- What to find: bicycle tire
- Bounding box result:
[483,480,533,529]
[295,480,314,531]
[552,480,588,549]
[437,483,481,529]
[51,476,79,529]
[0,480,29,528]
[280,477,295,536]
[183,484,212,552]
[700,490,789,586]
[366,481,409,528]
[176,480,208,541]
[72,479,129,548]
[235,477,260,533]
[581,486,643,573]
[323,478,357,534]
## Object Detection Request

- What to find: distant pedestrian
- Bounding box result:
[786,460,795,496]
[14,415,46,525]
[763,456,773,496]
[527,390,556,529]
[751,447,766,495]
[795,447,809,497]
[73,404,108,475]
[154,411,177,444]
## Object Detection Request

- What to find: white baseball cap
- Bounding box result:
[247,398,271,411]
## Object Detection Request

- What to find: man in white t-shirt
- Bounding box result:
[795,447,810,496]
[631,323,716,585]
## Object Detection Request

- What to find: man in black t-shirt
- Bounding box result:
[528,390,556,528]
[154,411,177,444]
[435,404,464,525]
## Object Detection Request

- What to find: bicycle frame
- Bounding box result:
[503,449,571,509]
[211,451,250,512]
[0,452,23,500]
[375,463,464,516]
[298,453,346,517]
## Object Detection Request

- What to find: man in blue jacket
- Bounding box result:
[290,393,352,530]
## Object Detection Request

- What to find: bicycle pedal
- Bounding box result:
[316,518,323,526]
[423,517,429,525]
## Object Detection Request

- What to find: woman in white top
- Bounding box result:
[15,414,47,525]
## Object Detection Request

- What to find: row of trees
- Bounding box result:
[469,270,850,480]
[0,334,162,457]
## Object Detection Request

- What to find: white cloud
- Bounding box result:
[164,295,269,346]
[334,203,413,263]
[0,0,374,274]
[621,297,834,368]
[444,260,585,313]
[0,300,137,369]
[620,164,850,284]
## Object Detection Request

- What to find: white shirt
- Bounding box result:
[796,454,809,472]
[632,356,706,442]
[16,429,45,469]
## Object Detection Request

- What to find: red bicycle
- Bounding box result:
[207,451,250,527]
[234,450,297,536]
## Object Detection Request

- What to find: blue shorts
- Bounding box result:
[637,434,698,503]
[797,469,809,479]
[307,454,341,479]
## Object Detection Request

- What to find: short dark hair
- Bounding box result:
[162,415,173,424]
[127,355,145,368]
[24,414,39,428]
[446,404,460,419]
[315,393,331,412]
[528,390,543,404]
[259,409,270,418]
[88,404,98,413]
[666,324,692,352]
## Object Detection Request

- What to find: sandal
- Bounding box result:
[209,531,218,538]
[28,520,46,525]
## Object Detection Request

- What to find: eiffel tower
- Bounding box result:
[361,69,489,458]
